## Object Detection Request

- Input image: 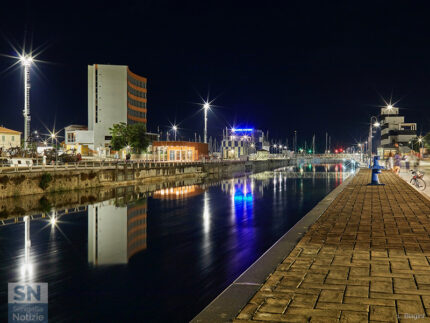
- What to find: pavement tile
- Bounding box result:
[369,305,398,322]
[235,171,430,321]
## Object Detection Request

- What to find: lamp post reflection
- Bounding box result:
[21,215,33,278]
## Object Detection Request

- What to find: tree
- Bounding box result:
[128,123,150,153]
[110,122,128,151]
[109,122,150,153]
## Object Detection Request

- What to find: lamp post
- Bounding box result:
[172,125,177,141]
[368,116,380,158]
[51,133,58,164]
[203,102,210,144]
[418,136,424,158]
[20,55,32,150]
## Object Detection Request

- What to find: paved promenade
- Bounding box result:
[234,170,430,322]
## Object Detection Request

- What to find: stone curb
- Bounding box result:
[191,169,359,323]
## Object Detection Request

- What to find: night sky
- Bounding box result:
[1,1,430,150]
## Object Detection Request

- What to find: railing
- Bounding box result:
[0,158,256,174]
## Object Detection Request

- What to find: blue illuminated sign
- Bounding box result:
[232,128,254,133]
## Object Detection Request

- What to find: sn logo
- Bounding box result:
[8,282,48,304]
[13,285,41,302]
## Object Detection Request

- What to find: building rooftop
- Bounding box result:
[0,126,21,134]
[64,125,88,131]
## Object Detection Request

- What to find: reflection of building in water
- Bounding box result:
[88,198,147,265]
[127,201,148,259]
[153,185,204,200]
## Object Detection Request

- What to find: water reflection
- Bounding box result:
[0,165,354,322]
[88,198,147,266]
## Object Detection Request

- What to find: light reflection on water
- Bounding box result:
[0,165,354,322]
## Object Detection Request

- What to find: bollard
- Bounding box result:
[368,156,385,185]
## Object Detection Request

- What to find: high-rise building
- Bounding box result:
[87,64,147,150]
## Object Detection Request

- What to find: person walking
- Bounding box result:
[394,152,401,175]
[386,152,394,170]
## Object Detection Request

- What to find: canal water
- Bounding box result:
[0,164,353,322]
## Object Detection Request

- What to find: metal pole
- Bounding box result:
[368,116,378,158]
[23,64,31,149]
[204,107,208,143]
[325,132,328,154]
[368,122,372,158]
[294,130,297,153]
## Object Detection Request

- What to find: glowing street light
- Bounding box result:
[203,102,210,144]
[172,125,178,141]
[20,54,33,149]
[387,104,394,110]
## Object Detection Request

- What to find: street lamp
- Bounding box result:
[203,102,210,144]
[51,133,58,164]
[172,125,177,141]
[418,136,424,157]
[368,116,380,158]
[20,54,33,149]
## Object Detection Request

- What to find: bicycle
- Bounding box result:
[410,170,426,191]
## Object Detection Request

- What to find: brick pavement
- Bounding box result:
[234,170,430,322]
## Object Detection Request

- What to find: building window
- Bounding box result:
[170,150,175,161]
[1,136,4,142]
[105,136,112,140]
[11,136,14,141]
[67,133,76,143]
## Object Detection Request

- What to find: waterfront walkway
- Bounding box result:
[234,170,430,322]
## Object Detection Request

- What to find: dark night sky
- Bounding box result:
[1,1,430,150]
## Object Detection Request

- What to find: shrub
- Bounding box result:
[39,172,53,190]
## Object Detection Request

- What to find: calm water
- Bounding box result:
[0,165,351,322]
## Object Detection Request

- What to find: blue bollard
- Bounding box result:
[368,156,385,185]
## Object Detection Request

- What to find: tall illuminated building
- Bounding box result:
[87,64,147,150]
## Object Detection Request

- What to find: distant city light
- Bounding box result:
[387,104,394,110]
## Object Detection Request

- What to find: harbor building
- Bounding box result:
[64,125,93,154]
[221,128,269,159]
[0,126,21,149]
[152,141,208,162]
[378,106,417,156]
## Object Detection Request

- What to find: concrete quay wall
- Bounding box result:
[0,159,290,198]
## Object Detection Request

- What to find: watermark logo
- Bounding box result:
[398,313,425,320]
[8,283,48,323]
